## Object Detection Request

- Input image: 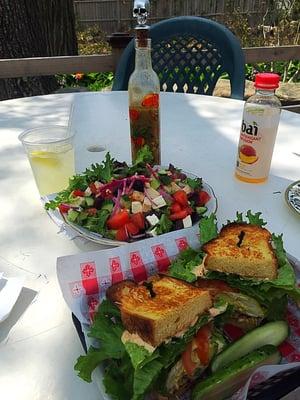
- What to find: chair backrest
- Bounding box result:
[113,16,245,99]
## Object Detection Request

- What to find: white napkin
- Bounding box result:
[0,275,24,323]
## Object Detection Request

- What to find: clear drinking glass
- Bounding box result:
[18,125,75,196]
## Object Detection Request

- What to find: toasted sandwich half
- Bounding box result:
[106,275,212,347]
[202,223,278,280]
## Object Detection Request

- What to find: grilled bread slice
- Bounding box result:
[203,223,278,280]
[106,275,212,347]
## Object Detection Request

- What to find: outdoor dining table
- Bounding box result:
[0,91,300,400]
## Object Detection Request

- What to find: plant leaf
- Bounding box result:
[199,214,218,245]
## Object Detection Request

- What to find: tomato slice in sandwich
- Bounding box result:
[182,341,197,376]
[195,325,211,366]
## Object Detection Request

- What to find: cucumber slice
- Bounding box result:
[102,202,114,212]
[211,320,288,373]
[216,292,265,317]
[150,178,160,190]
[196,206,207,216]
[85,197,94,207]
[192,345,281,400]
[67,209,79,222]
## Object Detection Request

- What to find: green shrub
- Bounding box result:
[56,72,114,91]
[245,61,300,83]
[56,25,113,91]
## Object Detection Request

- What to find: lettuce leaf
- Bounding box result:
[226,210,267,227]
[186,177,202,190]
[124,342,159,370]
[103,357,134,400]
[199,214,218,245]
[84,152,115,183]
[88,302,124,358]
[113,341,162,400]
[272,233,288,267]
[127,145,154,175]
[245,210,267,226]
[74,300,125,382]
[133,145,153,165]
[75,346,111,383]
[132,359,164,400]
[155,214,173,236]
[169,247,203,282]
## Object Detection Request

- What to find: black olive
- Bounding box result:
[115,161,127,167]
[188,192,199,204]
[94,197,104,209]
[191,212,200,224]
[132,179,144,192]
[168,163,176,173]
[173,220,184,230]
[177,172,187,180]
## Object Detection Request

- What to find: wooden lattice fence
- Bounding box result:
[74,0,271,33]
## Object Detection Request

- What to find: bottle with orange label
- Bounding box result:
[128,11,161,164]
[235,73,281,183]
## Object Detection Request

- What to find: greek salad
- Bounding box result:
[45,146,212,242]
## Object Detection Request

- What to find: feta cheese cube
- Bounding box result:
[152,195,167,209]
[145,187,161,199]
[182,215,192,228]
[146,214,160,227]
[131,201,143,214]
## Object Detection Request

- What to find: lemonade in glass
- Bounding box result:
[19,125,75,196]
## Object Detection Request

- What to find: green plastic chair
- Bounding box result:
[112,16,245,99]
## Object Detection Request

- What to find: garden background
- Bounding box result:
[0,0,299,100]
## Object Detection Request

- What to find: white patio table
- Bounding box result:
[0,91,299,400]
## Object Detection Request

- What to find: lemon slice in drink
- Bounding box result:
[29,150,60,167]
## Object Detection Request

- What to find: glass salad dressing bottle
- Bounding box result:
[128,7,161,164]
[235,73,281,183]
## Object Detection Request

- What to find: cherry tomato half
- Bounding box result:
[198,190,211,206]
[115,226,129,241]
[173,190,188,207]
[130,212,145,230]
[107,210,130,230]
